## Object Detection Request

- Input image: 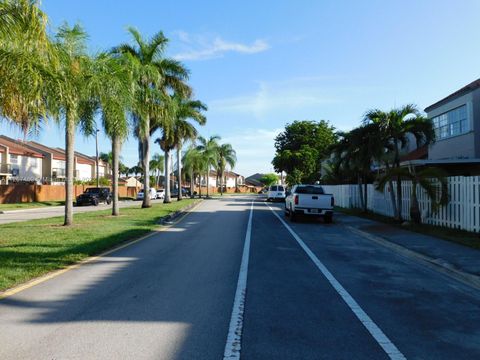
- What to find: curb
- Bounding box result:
[344,224,480,291]
[157,200,201,224]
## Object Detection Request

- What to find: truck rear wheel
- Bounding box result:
[290,206,297,222]
[324,214,333,224]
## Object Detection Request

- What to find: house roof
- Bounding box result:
[0,135,43,158]
[400,145,428,162]
[74,151,96,165]
[27,141,66,160]
[424,78,480,113]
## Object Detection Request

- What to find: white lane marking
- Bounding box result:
[266,203,407,360]
[224,200,254,359]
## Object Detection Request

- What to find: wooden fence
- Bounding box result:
[323,176,480,233]
[0,184,139,204]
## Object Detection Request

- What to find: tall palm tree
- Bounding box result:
[364,104,435,220]
[155,134,175,203]
[112,27,190,208]
[216,143,237,196]
[50,23,97,226]
[377,166,448,224]
[94,53,132,216]
[197,135,220,198]
[183,146,205,197]
[170,95,207,200]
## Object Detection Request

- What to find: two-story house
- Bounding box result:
[0,136,43,184]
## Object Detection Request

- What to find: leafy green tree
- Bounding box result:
[259,173,278,187]
[377,167,448,224]
[272,120,336,186]
[197,135,220,198]
[364,105,435,220]
[216,143,236,195]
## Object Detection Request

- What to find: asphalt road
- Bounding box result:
[1,197,480,359]
[0,199,165,225]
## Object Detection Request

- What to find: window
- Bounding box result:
[10,154,18,164]
[432,105,469,140]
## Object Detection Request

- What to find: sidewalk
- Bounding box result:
[338,212,480,284]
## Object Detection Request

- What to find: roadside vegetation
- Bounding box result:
[0,1,236,221]
[0,199,199,292]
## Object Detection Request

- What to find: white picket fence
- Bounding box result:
[323,176,480,233]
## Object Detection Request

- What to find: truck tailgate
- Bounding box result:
[298,194,332,209]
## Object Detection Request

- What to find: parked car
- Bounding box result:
[266,185,286,202]
[137,188,157,200]
[284,184,334,223]
[156,189,165,199]
[76,187,112,206]
[170,188,190,197]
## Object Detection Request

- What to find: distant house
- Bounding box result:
[125,176,142,188]
[0,136,43,184]
[245,173,265,187]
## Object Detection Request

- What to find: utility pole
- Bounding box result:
[96,129,100,187]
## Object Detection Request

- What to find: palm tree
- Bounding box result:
[183,147,205,197]
[150,153,164,188]
[93,53,132,216]
[330,123,384,212]
[197,135,220,198]
[155,135,175,203]
[216,143,237,196]
[170,95,207,200]
[112,27,190,208]
[49,23,98,226]
[377,166,448,224]
[364,104,435,220]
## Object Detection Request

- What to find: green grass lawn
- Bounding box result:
[0,199,199,292]
[336,206,480,249]
[0,201,65,211]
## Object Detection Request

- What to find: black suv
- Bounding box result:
[76,187,112,206]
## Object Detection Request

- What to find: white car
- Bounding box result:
[137,188,157,200]
[156,189,165,199]
[266,185,286,202]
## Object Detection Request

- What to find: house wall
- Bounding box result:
[52,159,66,170]
[9,154,42,182]
[76,163,92,180]
[427,91,477,160]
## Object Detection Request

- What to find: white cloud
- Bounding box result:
[209,78,340,120]
[172,32,269,61]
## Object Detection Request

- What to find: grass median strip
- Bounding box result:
[0,199,199,292]
[0,201,65,211]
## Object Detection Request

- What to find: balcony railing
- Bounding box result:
[0,163,11,174]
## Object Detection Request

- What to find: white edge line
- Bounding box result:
[265,203,407,360]
[223,200,254,359]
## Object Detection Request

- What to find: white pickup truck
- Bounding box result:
[284,184,334,223]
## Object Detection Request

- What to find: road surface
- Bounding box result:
[1,197,480,359]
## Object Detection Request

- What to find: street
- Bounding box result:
[1,196,480,359]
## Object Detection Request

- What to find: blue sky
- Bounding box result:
[2,0,480,176]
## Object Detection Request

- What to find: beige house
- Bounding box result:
[0,136,44,184]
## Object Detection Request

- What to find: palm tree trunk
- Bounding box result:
[206,166,210,197]
[164,149,171,203]
[177,144,182,201]
[363,174,368,212]
[357,175,364,210]
[141,135,151,208]
[198,174,202,198]
[384,162,398,219]
[394,140,402,220]
[64,114,75,226]
[220,169,224,196]
[190,169,194,197]
[112,134,120,216]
